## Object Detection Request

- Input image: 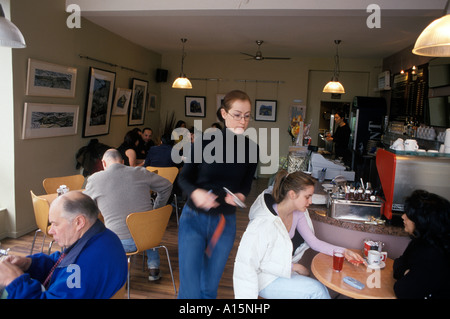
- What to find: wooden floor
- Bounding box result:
[0,178,270,299]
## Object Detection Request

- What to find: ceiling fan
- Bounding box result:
[240,40,291,61]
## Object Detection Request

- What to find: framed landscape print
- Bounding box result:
[255,99,277,122]
[83,67,116,137]
[128,78,148,125]
[26,58,77,98]
[22,103,79,139]
[112,88,132,116]
[185,96,206,117]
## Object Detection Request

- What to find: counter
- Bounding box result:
[308,204,410,259]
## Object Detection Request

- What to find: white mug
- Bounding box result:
[367,250,387,265]
[404,139,419,151]
[391,138,404,150]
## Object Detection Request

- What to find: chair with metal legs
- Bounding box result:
[125,205,176,299]
[30,191,54,255]
[145,166,180,225]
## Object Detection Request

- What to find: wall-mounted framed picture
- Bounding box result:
[147,93,157,112]
[128,78,148,125]
[83,67,116,137]
[26,58,77,98]
[22,103,79,139]
[216,93,225,121]
[185,96,206,117]
[112,88,132,116]
[255,99,277,122]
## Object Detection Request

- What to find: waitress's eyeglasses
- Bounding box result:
[228,112,252,122]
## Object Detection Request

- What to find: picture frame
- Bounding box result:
[112,88,132,116]
[185,96,206,117]
[26,58,77,98]
[22,103,79,139]
[147,93,157,112]
[128,78,148,125]
[83,67,116,137]
[216,93,225,121]
[255,99,277,122]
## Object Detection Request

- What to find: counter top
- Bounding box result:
[308,205,409,237]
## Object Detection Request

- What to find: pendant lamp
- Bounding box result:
[0,4,26,48]
[412,1,450,57]
[172,38,192,89]
[323,40,345,94]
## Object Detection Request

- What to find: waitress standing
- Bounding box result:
[177,90,258,299]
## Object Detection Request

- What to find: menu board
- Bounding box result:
[389,64,428,122]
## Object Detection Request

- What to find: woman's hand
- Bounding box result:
[344,249,366,266]
[224,192,246,207]
[292,263,310,276]
[191,189,219,210]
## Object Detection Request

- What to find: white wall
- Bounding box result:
[0,0,16,239]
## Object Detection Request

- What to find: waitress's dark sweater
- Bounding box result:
[178,128,259,215]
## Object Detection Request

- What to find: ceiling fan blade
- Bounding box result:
[264,57,291,60]
[240,52,256,58]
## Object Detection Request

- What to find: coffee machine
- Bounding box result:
[376,149,450,221]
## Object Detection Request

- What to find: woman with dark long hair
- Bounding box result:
[393,189,450,299]
[117,129,143,167]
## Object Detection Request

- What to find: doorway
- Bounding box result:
[318,101,350,151]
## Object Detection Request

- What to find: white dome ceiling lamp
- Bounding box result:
[412,1,450,57]
[323,40,345,94]
[172,38,192,89]
[0,4,26,48]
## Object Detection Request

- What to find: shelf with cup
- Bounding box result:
[382,131,442,152]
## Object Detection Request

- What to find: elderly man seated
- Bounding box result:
[0,192,127,299]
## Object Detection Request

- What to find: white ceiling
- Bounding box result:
[70,0,448,59]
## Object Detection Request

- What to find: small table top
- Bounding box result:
[311,250,397,299]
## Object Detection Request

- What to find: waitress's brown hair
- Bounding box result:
[216,90,251,122]
[272,169,315,203]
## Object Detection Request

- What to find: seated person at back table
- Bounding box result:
[84,149,173,281]
[0,191,127,299]
[137,127,155,160]
[117,129,143,167]
[393,189,450,299]
[144,133,176,168]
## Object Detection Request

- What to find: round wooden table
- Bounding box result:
[311,250,397,299]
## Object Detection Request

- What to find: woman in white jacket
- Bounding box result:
[233,170,365,299]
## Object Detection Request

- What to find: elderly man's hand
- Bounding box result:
[0,260,24,287]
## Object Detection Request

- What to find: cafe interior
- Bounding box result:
[1,0,450,299]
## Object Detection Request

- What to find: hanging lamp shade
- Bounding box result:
[323,78,346,94]
[412,14,450,57]
[172,76,192,89]
[323,40,345,94]
[0,4,26,48]
[172,38,192,89]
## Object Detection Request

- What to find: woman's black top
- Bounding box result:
[393,238,450,299]
[178,128,259,215]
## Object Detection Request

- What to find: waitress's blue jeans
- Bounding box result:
[177,205,236,299]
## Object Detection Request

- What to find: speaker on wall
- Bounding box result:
[156,68,168,82]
